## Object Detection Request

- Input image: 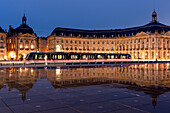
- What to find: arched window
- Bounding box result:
[20,40,23,43]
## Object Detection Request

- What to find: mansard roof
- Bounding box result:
[51,21,170,38]
[0,26,5,33]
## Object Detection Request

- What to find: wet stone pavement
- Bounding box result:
[0,64,170,113]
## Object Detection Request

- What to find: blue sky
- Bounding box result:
[0,0,170,37]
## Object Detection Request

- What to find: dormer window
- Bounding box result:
[1,36,3,40]
[20,40,23,43]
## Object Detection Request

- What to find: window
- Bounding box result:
[31,40,34,43]
[152,38,154,42]
[75,41,77,44]
[167,41,169,48]
[152,52,154,59]
[70,40,73,43]
[9,39,11,43]
[147,38,149,42]
[83,41,85,44]
[66,40,68,43]
[111,46,114,50]
[111,41,114,44]
[107,42,109,44]
[1,36,3,40]
[66,46,69,50]
[70,46,73,50]
[93,42,95,44]
[20,40,23,43]
[98,41,100,44]
[87,41,89,44]
[146,44,149,48]
[79,41,81,44]
[61,40,63,43]
[0,43,4,48]
[102,42,104,44]
[102,46,104,51]
[107,46,109,50]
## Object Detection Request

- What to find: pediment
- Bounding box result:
[135,32,148,36]
[19,33,35,37]
[164,31,170,36]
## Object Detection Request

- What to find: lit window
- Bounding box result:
[31,45,34,49]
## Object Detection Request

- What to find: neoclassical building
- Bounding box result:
[0,26,7,60]
[47,11,170,59]
[7,14,38,60]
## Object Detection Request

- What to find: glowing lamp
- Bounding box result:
[56,45,61,51]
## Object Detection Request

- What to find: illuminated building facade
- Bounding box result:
[7,14,37,60]
[0,27,7,60]
[48,11,170,59]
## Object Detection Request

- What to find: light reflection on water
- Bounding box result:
[0,63,170,111]
[0,64,170,89]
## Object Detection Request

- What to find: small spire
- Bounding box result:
[22,13,27,25]
[152,10,157,22]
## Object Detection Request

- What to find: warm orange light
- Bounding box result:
[9,52,16,59]
[20,44,23,48]
[31,45,34,49]
[25,45,29,49]
[56,69,61,75]
[56,45,61,52]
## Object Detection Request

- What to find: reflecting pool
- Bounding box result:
[0,63,170,113]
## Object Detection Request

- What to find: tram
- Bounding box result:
[26,52,131,60]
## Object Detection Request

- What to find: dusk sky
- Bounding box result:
[1,0,170,37]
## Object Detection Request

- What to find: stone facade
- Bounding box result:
[0,27,7,60]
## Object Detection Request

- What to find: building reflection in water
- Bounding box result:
[0,64,170,106]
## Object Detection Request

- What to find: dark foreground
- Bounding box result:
[0,64,170,113]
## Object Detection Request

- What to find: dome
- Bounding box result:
[9,14,35,35]
[15,24,34,34]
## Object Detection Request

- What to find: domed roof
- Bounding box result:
[15,24,34,34]
[0,26,5,33]
[8,14,35,36]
